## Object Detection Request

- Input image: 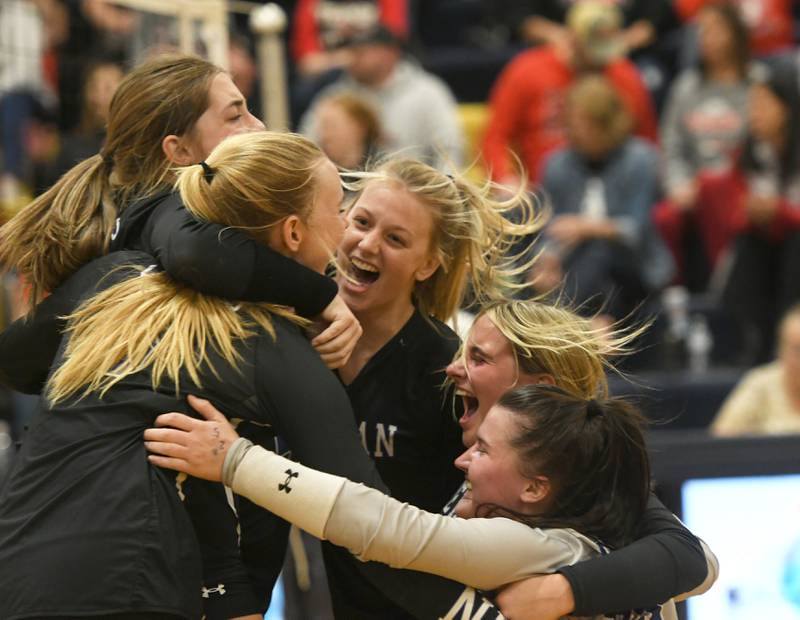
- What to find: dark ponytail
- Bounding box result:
[497,385,651,548]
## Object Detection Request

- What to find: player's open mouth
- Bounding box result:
[456,390,479,428]
[346,256,380,291]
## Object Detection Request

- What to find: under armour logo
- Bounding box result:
[201,584,226,598]
[278,468,299,493]
[139,264,158,277]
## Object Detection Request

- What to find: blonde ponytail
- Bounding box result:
[46,130,325,404]
[46,270,303,405]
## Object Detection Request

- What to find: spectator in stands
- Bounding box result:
[507,0,676,60]
[712,304,800,436]
[314,92,382,169]
[674,0,795,58]
[481,0,657,185]
[291,0,407,79]
[531,75,672,322]
[721,62,800,364]
[0,0,64,215]
[654,2,751,291]
[290,0,408,121]
[300,24,463,170]
[228,33,259,116]
[61,1,131,130]
[39,60,123,189]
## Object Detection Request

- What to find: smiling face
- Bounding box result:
[336,180,440,318]
[446,314,547,446]
[453,406,540,519]
[184,72,265,161]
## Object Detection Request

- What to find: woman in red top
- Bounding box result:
[291,0,408,77]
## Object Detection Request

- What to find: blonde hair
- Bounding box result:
[0,54,222,307]
[344,158,544,322]
[566,75,632,152]
[478,300,642,399]
[46,131,326,404]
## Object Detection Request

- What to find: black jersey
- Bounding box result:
[323,310,465,619]
[0,188,338,618]
[343,310,464,512]
[560,492,708,615]
[0,251,378,619]
[0,252,507,620]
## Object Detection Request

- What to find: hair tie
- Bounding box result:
[101,152,114,168]
[586,399,603,419]
[200,161,215,184]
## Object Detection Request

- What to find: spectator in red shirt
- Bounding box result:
[481,0,658,186]
[291,0,407,78]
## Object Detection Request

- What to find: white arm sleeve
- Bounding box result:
[230,445,594,591]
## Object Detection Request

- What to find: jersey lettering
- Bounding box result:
[374,423,397,457]
[440,587,504,620]
[358,421,399,458]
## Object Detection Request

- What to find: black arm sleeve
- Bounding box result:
[255,331,387,489]
[182,478,267,619]
[0,251,154,394]
[559,493,708,615]
[143,196,338,317]
[255,332,506,619]
[0,294,70,394]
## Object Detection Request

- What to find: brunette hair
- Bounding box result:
[0,54,223,307]
[739,62,800,186]
[697,2,749,79]
[496,385,651,548]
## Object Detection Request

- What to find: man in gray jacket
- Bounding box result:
[300,25,464,171]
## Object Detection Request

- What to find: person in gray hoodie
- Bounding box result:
[655,2,751,290]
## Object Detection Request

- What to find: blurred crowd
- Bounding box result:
[1,0,800,440]
[1,3,799,617]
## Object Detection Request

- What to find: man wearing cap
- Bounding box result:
[300,24,464,170]
[482,0,657,185]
